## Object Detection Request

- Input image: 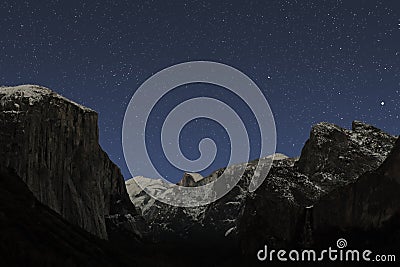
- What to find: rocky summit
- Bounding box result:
[0,85,399,266]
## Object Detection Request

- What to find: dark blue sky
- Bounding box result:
[1,0,399,182]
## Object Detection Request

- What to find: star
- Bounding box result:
[1,1,398,181]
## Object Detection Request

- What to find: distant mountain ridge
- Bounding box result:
[126,120,399,258]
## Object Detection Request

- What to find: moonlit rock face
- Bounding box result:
[265,153,289,161]
[126,176,173,212]
[126,176,172,197]
[126,120,399,253]
[1,84,50,98]
[185,172,204,182]
[0,85,136,239]
[0,85,93,111]
[0,85,49,106]
[176,172,204,187]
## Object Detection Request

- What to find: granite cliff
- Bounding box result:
[0,85,143,240]
[239,121,399,256]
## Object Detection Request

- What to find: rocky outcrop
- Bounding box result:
[239,121,398,255]
[0,85,142,239]
[177,172,204,187]
[296,121,396,190]
[127,121,398,258]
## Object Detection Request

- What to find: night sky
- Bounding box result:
[1,1,399,182]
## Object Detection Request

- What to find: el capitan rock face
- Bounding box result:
[0,85,141,239]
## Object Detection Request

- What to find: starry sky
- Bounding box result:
[1,0,399,183]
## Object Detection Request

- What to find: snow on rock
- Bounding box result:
[224,227,236,237]
[296,120,397,190]
[126,120,398,253]
[0,85,93,111]
[265,153,289,161]
[126,176,173,213]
